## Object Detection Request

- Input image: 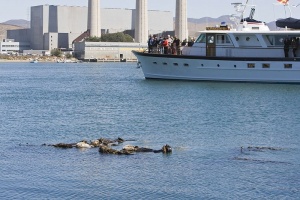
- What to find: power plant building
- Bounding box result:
[8,5,173,51]
[0,39,30,54]
[30,5,87,50]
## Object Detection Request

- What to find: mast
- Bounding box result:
[241,0,250,19]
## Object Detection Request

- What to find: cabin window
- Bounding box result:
[184,63,189,67]
[153,62,157,64]
[196,34,206,43]
[248,63,255,68]
[275,35,300,46]
[275,35,290,46]
[266,35,275,46]
[236,35,260,46]
[163,62,168,65]
[266,35,287,46]
[216,35,231,44]
[262,63,270,68]
[284,64,292,69]
[217,35,224,44]
[173,63,179,66]
[207,35,215,44]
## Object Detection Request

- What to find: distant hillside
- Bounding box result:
[188,15,231,24]
[2,19,30,28]
[0,23,24,41]
[188,15,232,37]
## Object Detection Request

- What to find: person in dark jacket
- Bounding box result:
[284,37,291,58]
[291,37,299,57]
[148,35,154,53]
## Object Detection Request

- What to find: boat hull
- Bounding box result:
[133,51,300,83]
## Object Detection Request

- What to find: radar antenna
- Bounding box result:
[249,7,255,19]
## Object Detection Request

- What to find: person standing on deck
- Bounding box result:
[162,37,169,54]
[291,37,299,57]
[148,35,154,53]
[284,37,291,58]
[173,36,181,55]
[167,35,173,54]
[158,36,164,54]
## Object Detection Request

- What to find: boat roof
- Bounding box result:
[199,30,300,34]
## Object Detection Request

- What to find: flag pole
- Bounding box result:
[242,0,250,19]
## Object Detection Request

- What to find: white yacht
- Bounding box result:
[133,1,300,83]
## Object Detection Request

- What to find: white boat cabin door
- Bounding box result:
[206,33,216,57]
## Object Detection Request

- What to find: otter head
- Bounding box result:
[162,144,172,154]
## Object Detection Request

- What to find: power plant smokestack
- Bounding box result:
[88,0,101,37]
[175,0,188,41]
[135,0,148,43]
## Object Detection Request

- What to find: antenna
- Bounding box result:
[288,4,292,17]
[274,1,293,18]
[231,3,244,13]
[249,7,255,19]
[230,1,249,27]
[242,0,250,18]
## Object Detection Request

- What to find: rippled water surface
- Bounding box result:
[0,62,299,199]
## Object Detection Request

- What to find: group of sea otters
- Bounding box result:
[47,137,172,155]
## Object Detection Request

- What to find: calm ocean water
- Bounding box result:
[0,62,299,199]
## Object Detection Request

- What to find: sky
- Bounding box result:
[0,0,300,23]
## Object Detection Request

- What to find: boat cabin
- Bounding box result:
[183,21,300,58]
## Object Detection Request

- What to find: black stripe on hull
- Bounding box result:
[132,51,300,62]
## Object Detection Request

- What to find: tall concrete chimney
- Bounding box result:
[175,0,188,41]
[135,0,148,43]
[88,0,101,37]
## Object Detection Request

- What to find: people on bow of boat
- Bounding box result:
[147,34,196,55]
[148,34,174,54]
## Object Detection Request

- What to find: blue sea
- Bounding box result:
[0,62,299,199]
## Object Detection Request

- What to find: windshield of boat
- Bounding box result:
[195,34,206,43]
[195,33,231,44]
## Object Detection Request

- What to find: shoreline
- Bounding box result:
[0,58,138,63]
[0,59,57,63]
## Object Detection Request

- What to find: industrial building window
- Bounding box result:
[284,64,292,69]
[247,63,255,68]
[262,63,270,68]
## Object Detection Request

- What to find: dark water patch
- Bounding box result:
[245,146,284,151]
[233,157,292,165]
